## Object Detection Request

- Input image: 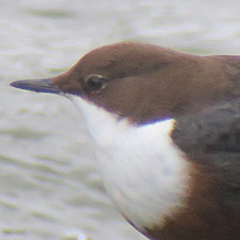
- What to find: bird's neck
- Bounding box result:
[70,95,191,232]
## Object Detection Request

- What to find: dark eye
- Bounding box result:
[84,74,108,93]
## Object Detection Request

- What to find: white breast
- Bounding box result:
[70,95,190,231]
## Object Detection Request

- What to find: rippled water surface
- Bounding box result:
[2,0,240,239]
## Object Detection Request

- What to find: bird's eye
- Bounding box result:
[84,74,108,93]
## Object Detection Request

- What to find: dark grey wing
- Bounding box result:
[172,99,240,209]
[172,99,240,154]
[168,100,240,239]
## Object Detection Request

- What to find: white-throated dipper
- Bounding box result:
[10,42,240,240]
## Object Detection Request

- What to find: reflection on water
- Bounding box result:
[2,0,240,239]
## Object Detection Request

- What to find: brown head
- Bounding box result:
[10,42,240,124]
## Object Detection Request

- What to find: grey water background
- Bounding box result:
[2,0,240,239]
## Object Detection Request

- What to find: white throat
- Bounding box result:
[70,95,190,231]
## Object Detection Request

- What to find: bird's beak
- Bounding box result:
[10,78,62,94]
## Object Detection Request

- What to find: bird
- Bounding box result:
[10,42,240,240]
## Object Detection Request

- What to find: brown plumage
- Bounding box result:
[11,42,240,240]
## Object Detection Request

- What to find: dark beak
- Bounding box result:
[10,78,62,94]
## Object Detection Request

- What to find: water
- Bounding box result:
[1,0,240,239]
